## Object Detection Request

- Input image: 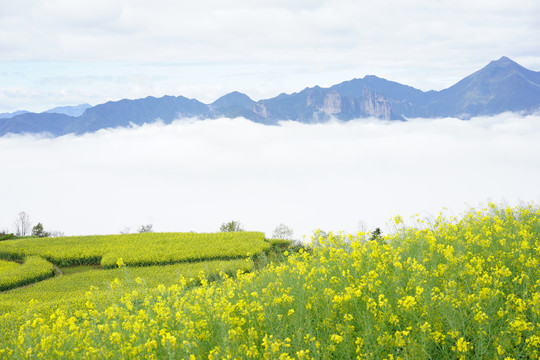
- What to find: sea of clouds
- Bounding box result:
[1,114,539,240]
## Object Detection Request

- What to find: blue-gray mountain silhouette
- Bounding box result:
[44,104,92,117]
[66,96,209,134]
[426,56,540,118]
[208,91,269,123]
[0,110,29,119]
[0,104,90,120]
[1,57,539,136]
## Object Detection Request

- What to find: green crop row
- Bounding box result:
[0,256,55,292]
[0,232,270,268]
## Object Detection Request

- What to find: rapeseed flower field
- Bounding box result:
[0,232,268,268]
[0,258,254,315]
[1,204,539,359]
[0,256,54,292]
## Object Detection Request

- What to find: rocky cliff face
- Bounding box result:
[359,89,391,120]
[253,103,269,118]
[254,86,395,122]
[320,91,342,115]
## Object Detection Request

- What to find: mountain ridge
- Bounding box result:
[1,57,539,137]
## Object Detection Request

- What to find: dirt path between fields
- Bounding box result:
[53,264,63,276]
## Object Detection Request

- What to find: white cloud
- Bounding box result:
[1,115,539,239]
[1,0,540,112]
[11,0,532,68]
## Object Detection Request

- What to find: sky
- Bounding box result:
[1,0,540,238]
[1,115,540,238]
[1,0,540,113]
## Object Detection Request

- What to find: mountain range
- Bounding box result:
[1,56,539,137]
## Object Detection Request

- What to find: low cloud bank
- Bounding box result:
[1,114,539,239]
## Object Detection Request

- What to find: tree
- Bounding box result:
[271,223,293,240]
[31,222,50,238]
[14,211,31,236]
[369,227,383,242]
[220,221,243,232]
[138,224,153,233]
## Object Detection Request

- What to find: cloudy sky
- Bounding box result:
[1,1,540,238]
[1,0,540,112]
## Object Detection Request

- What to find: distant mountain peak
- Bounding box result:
[495,55,513,62]
[449,57,528,87]
[437,56,540,117]
[483,56,525,72]
[211,91,254,108]
[227,90,249,97]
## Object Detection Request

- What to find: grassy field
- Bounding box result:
[1,204,539,359]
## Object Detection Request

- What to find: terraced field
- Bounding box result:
[0,231,276,314]
[0,256,55,291]
[0,258,253,313]
[0,231,269,268]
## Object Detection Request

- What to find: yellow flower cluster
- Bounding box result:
[1,203,539,359]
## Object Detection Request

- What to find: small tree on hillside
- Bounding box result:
[138,224,154,233]
[220,221,243,232]
[271,224,293,240]
[31,222,50,238]
[14,211,32,236]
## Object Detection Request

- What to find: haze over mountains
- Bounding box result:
[1,57,539,137]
